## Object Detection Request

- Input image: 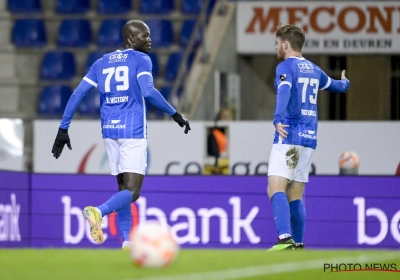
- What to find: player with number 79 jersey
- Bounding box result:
[51,20,190,250]
[82,49,168,138]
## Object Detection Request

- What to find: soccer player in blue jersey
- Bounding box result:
[267,24,350,251]
[51,20,191,250]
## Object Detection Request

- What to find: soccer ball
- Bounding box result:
[339,150,360,169]
[129,220,179,268]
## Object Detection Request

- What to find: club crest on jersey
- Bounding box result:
[298,62,314,73]
[279,74,286,83]
[109,53,128,63]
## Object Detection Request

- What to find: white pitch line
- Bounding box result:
[128,252,400,280]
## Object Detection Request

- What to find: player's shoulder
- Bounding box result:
[276,60,289,70]
[301,57,324,73]
[100,49,151,66]
[276,58,295,73]
[103,48,137,58]
[285,57,324,76]
[135,51,151,62]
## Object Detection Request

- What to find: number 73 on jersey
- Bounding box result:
[298,77,319,105]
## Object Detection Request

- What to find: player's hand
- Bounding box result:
[52,128,72,159]
[172,112,191,134]
[341,70,348,81]
[276,123,289,140]
[341,70,350,92]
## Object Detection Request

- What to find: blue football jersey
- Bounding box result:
[84,49,153,139]
[273,57,333,149]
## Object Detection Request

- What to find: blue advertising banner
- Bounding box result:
[0,171,30,247]
[29,174,400,249]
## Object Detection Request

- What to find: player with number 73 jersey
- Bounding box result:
[267,24,349,252]
[273,57,349,149]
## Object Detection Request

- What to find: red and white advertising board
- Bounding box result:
[237,1,400,54]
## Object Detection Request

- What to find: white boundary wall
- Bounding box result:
[34,120,400,175]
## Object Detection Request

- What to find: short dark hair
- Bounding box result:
[276,24,305,52]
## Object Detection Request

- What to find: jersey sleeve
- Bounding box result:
[273,63,293,126]
[59,79,94,129]
[136,54,153,79]
[136,54,176,116]
[319,69,350,93]
[82,59,99,88]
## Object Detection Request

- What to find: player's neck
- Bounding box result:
[121,42,133,50]
[285,51,302,60]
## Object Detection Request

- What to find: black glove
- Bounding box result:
[52,128,72,159]
[172,112,191,134]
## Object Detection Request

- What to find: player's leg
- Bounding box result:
[289,146,314,249]
[116,173,133,250]
[95,139,136,218]
[287,181,305,248]
[96,138,147,215]
[83,138,119,244]
[267,144,297,251]
[118,138,146,201]
[117,138,146,249]
[82,138,132,244]
[120,172,144,250]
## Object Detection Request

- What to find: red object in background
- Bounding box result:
[77,144,96,173]
[396,162,400,176]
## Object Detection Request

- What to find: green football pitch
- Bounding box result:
[1,249,399,280]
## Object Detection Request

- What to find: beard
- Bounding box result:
[276,46,285,60]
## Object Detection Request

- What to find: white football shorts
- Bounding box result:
[268,144,314,183]
[104,138,147,175]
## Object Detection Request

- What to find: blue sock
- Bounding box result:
[98,189,132,217]
[289,199,306,243]
[271,192,291,238]
[118,204,132,242]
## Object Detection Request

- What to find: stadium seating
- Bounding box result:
[55,0,90,14]
[147,53,159,79]
[180,19,202,48]
[97,0,131,14]
[165,52,183,81]
[139,0,174,14]
[181,0,216,14]
[165,52,195,81]
[40,51,76,80]
[14,0,210,117]
[57,19,92,47]
[85,51,107,73]
[145,19,173,48]
[78,87,100,116]
[12,19,47,47]
[97,19,126,48]
[38,85,72,115]
[8,0,41,13]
